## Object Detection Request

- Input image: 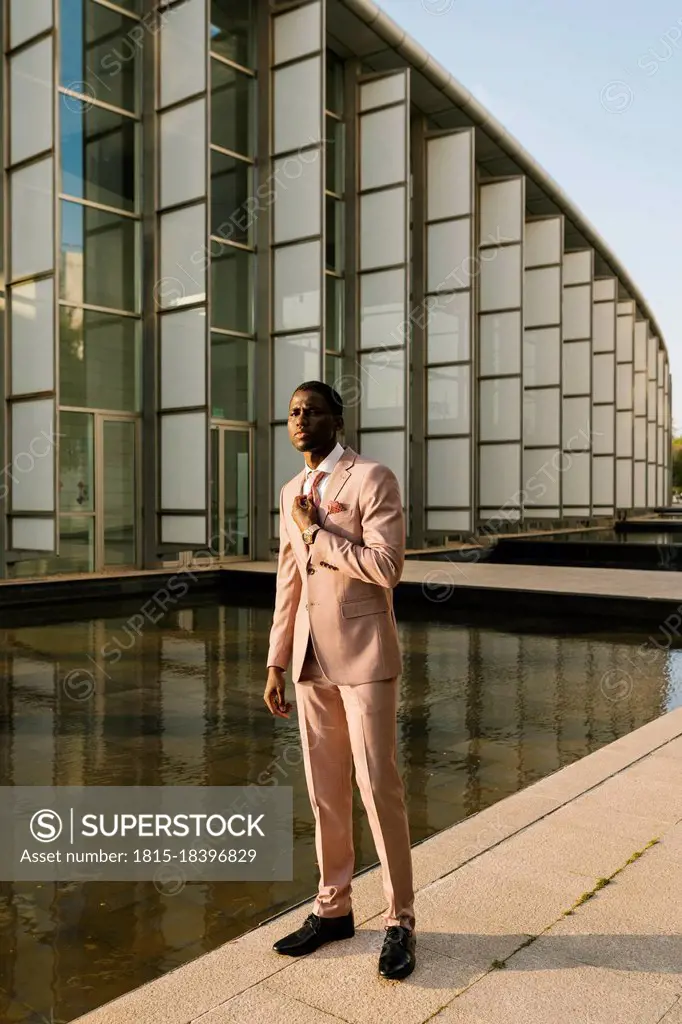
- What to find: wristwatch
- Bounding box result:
[301,524,321,545]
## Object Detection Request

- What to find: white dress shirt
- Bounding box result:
[301,441,345,525]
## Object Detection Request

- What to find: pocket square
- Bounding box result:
[326,500,347,514]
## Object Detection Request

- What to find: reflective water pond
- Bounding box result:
[1,602,681,1022]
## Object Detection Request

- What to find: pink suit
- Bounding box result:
[267,445,415,931]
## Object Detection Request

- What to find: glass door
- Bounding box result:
[210,426,251,559]
[101,418,138,568]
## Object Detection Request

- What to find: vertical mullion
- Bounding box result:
[409,115,425,549]
[342,55,359,447]
[0,0,7,574]
[141,0,157,565]
[254,0,270,559]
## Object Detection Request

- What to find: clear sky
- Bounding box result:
[377,0,682,430]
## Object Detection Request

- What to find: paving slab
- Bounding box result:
[661,1000,682,1022]
[429,944,681,1024]
[71,714,682,1024]
[193,981,345,1024]
[265,927,477,1024]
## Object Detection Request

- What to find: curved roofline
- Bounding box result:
[341,0,668,356]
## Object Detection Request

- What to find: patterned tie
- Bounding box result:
[309,470,326,508]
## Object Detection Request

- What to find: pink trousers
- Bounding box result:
[293,640,415,931]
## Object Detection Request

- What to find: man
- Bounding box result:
[263,380,416,981]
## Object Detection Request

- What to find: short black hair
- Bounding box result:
[293,380,344,417]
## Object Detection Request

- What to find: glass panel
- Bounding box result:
[426,131,472,222]
[479,243,522,312]
[427,437,469,507]
[427,219,470,294]
[479,311,521,376]
[426,292,470,364]
[274,240,321,332]
[359,269,404,351]
[59,411,94,512]
[273,152,321,244]
[360,349,405,429]
[160,308,205,410]
[160,99,206,210]
[360,187,405,270]
[11,399,55,512]
[479,179,523,244]
[480,378,521,442]
[211,60,254,157]
[359,430,405,496]
[159,204,206,309]
[211,0,254,67]
[523,388,560,447]
[58,516,95,572]
[11,279,55,396]
[360,73,405,112]
[10,0,53,49]
[61,101,137,212]
[161,412,206,510]
[211,334,254,421]
[273,57,321,154]
[159,0,206,108]
[325,352,341,390]
[12,517,55,553]
[60,307,140,412]
[274,1,320,64]
[60,0,140,114]
[211,151,252,245]
[273,333,320,420]
[11,157,54,280]
[10,39,53,166]
[211,248,254,334]
[523,327,560,387]
[224,431,250,556]
[103,419,136,567]
[60,200,140,312]
[326,53,344,116]
[325,116,345,194]
[360,106,405,192]
[210,429,219,553]
[325,196,344,273]
[325,275,344,352]
[427,366,470,435]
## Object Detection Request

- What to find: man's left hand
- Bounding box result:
[292,495,318,533]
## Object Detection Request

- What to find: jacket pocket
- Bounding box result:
[340,596,387,618]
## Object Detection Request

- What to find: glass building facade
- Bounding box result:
[0,0,672,578]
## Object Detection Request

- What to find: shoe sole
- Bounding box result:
[273,932,355,956]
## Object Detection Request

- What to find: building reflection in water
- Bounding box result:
[0,604,680,1022]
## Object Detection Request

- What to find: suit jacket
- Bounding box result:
[266,445,405,684]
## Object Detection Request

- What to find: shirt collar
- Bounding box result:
[305,441,345,477]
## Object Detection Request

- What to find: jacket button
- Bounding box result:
[306,564,315,575]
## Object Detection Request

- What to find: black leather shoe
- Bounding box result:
[378,925,416,980]
[273,911,354,956]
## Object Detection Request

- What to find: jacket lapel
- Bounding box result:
[323,445,357,505]
[285,471,307,564]
[285,446,358,565]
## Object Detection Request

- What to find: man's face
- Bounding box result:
[288,390,341,452]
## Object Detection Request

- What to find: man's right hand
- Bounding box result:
[264,667,292,718]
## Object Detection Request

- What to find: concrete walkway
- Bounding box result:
[228,557,682,602]
[74,707,682,1024]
